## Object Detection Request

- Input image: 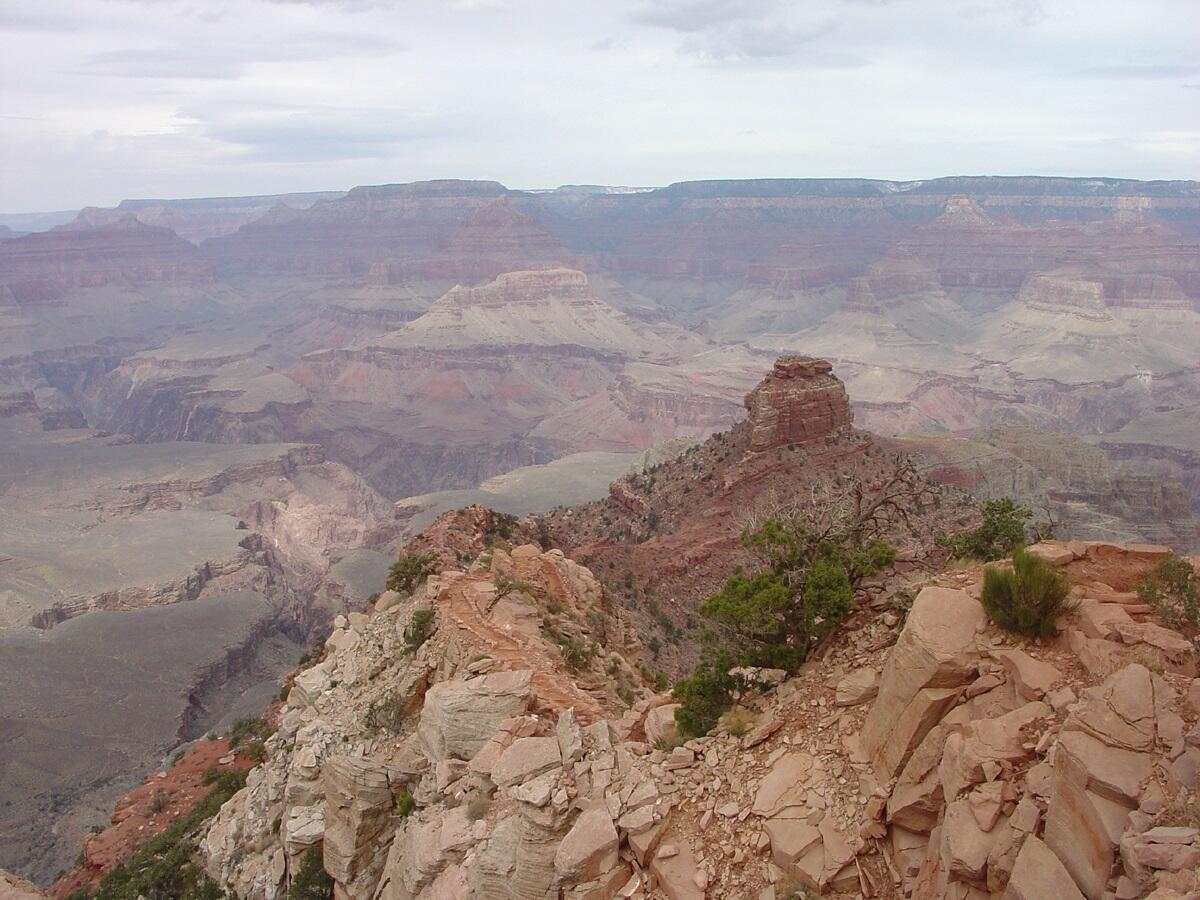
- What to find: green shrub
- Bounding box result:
[494,573,535,600]
[980,546,1075,638]
[386,553,438,594]
[673,513,896,736]
[943,498,1032,561]
[228,717,272,749]
[393,788,416,818]
[403,608,436,653]
[288,845,333,900]
[672,654,737,737]
[1138,557,1199,637]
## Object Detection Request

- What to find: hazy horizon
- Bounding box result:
[2,0,1198,214]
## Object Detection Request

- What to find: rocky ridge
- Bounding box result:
[187,529,1200,900]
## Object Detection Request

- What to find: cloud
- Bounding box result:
[628,0,775,33]
[680,22,866,66]
[79,31,404,79]
[196,107,454,162]
[1078,64,1199,80]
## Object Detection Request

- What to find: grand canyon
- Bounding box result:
[1,175,1199,900]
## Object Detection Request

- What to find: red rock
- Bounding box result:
[743,357,853,452]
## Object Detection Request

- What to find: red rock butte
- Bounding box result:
[744,356,854,452]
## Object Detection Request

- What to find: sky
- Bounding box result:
[1,0,1197,213]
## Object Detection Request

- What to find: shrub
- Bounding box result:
[980,546,1075,638]
[393,788,416,818]
[535,516,553,550]
[673,654,737,737]
[364,692,408,734]
[559,636,596,672]
[494,573,535,600]
[288,845,333,900]
[403,608,436,654]
[943,498,1031,561]
[674,512,896,736]
[465,794,491,821]
[148,790,170,815]
[718,705,757,737]
[1137,557,1199,638]
[386,553,438,595]
[228,717,272,749]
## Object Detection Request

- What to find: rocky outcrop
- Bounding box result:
[743,356,854,452]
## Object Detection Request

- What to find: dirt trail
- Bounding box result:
[440,573,606,723]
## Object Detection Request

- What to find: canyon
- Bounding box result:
[2,176,1199,892]
[31,354,1200,900]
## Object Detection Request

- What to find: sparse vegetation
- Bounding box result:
[559,636,596,672]
[82,770,247,900]
[672,459,930,736]
[403,607,436,653]
[228,716,274,763]
[494,573,535,601]
[393,787,416,818]
[149,789,170,815]
[535,516,552,550]
[718,705,757,737]
[483,510,519,544]
[980,546,1075,638]
[465,793,491,821]
[1138,556,1199,640]
[386,552,438,594]
[942,498,1033,561]
[287,845,333,900]
[364,691,409,734]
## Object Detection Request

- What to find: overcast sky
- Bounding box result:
[1,0,1197,213]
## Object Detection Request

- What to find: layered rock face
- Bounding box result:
[743,356,853,452]
[0,213,209,303]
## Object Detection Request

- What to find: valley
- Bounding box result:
[1,175,1199,888]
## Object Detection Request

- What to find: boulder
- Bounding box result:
[1044,733,1137,900]
[648,838,705,900]
[1027,543,1075,567]
[1004,836,1085,900]
[752,751,814,816]
[554,804,619,881]
[939,701,1051,800]
[1066,664,1157,753]
[990,648,1063,700]
[643,704,681,747]
[862,586,984,779]
[417,669,532,761]
[835,667,880,707]
[940,798,994,885]
[490,736,561,788]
